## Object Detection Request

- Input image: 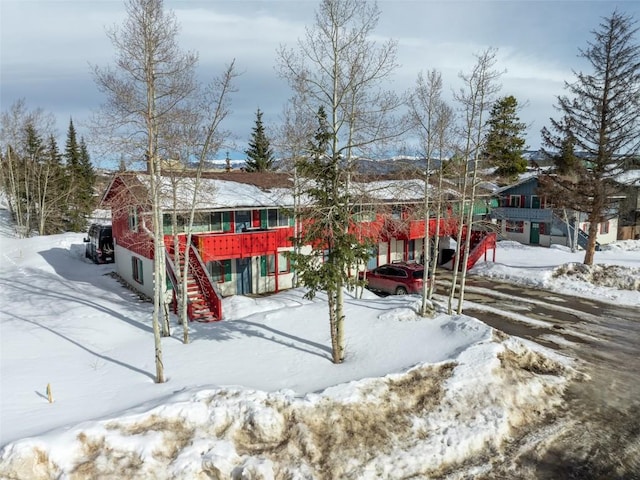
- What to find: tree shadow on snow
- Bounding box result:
[12,314,156,381]
[0,277,153,335]
[200,319,333,360]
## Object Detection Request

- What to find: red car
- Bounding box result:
[360,262,429,295]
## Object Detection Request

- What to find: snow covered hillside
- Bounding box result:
[1,206,637,478]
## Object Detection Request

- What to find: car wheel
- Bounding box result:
[395,286,407,295]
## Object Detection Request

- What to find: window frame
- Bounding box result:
[267,208,291,228]
[208,259,232,283]
[128,207,139,232]
[132,256,144,284]
[506,220,524,233]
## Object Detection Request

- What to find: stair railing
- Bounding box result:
[187,244,222,320]
[164,247,194,319]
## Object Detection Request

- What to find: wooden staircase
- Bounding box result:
[455,231,497,271]
[183,259,218,322]
[166,243,222,323]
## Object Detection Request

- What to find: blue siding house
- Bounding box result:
[491,176,618,248]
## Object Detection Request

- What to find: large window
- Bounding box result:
[236,210,252,231]
[509,195,521,208]
[261,252,290,276]
[132,257,144,284]
[506,220,524,233]
[162,211,230,234]
[267,208,291,228]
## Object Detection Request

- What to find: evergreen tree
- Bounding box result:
[540,11,640,265]
[22,122,44,233]
[288,107,370,362]
[78,137,96,221]
[63,118,89,231]
[554,121,580,175]
[39,134,68,234]
[244,108,275,172]
[482,95,527,178]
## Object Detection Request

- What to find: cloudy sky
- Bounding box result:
[2,0,639,165]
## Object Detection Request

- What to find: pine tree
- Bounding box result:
[38,134,68,234]
[289,107,370,363]
[482,95,527,178]
[554,122,580,175]
[63,118,88,231]
[244,108,274,172]
[78,137,96,224]
[541,11,640,265]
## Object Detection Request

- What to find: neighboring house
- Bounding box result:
[101,171,496,321]
[616,169,640,240]
[491,176,619,248]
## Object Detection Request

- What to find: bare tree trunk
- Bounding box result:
[327,290,339,363]
[335,282,346,363]
[448,162,467,315]
[563,208,574,252]
[92,0,200,383]
[452,48,502,315]
[584,198,603,265]
[428,162,445,300]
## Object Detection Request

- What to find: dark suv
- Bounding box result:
[360,262,428,295]
[84,224,114,264]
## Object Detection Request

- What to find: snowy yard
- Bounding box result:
[1,208,638,478]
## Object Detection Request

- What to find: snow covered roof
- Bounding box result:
[104,172,466,211]
[105,172,296,211]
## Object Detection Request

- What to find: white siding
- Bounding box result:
[114,245,154,299]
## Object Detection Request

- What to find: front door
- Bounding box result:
[236,258,252,295]
[530,222,540,245]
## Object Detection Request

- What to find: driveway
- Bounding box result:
[436,275,640,479]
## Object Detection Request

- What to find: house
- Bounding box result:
[491,176,619,248]
[616,169,640,240]
[101,171,496,321]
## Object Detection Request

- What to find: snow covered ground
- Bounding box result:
[0,207,638,479]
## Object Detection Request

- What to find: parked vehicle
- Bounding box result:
[360,262,428,295]
[84,224,114,264]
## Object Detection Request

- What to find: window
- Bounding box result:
[531,195,541,209]
[261,252,290,276]
[267,208,291,228]
[210,212,224,232]
[600,221,609,234]
[208,259,232,283]
[509,195,521,208]
[352,205,375,222]
[391,205,402,220]
[132,257,143,284]
[506,220,524,233]
[128,207,139,232]
[236,210,252,231]
[408,240,416,261]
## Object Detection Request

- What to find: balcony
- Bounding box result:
[492,207,553,221]
[193,227,294,262]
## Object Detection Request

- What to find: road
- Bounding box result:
[435,276,640,479]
